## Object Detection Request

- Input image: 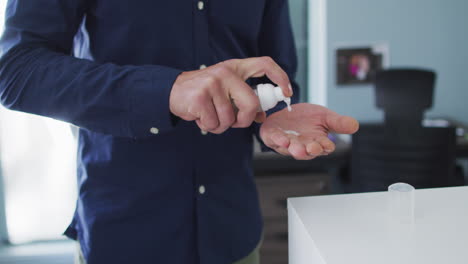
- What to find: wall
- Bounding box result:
[289,0,308,102]
[322,0,468,123]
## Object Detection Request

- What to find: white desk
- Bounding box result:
[288,186,468,264]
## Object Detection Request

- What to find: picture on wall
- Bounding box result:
[336,45,388,85]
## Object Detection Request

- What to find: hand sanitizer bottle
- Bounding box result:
[254,83,292,112]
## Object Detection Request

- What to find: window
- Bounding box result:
[0,0,78,244]
[288,0,309,103]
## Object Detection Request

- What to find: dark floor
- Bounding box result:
[255,172,329,264]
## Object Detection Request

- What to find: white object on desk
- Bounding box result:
[288,186,468,264]
[388,182,415,225]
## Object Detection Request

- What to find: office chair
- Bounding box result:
[375,69,435,126]
[333,68,464,193]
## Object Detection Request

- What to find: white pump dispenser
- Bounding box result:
[254,83,292,112]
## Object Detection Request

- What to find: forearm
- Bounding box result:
[0,44,182,137]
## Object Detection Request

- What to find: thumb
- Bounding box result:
[325,111,359,134]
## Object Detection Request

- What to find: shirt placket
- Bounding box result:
[193,0,210,70]
[193,0,210,196]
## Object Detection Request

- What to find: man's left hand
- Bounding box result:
[259,103,359,160]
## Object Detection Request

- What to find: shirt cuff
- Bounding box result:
[128,65,183,138]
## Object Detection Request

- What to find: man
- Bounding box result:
[0,0,358,263]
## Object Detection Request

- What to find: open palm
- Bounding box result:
[260,103,359,160]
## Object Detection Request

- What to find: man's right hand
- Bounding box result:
[169,57,293,134]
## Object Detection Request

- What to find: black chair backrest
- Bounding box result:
[350,124,456,192]
[375,69,436,126]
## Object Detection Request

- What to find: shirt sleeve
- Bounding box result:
[252,0,300,151]
[0,0,182,138]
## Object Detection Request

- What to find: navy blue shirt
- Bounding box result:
[0,0,298,263]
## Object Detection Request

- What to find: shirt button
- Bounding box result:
[199,64,207,69]
[197,1,204,11]
[150,127,159,135]
[199,185,206,195]
[201,130,208,135]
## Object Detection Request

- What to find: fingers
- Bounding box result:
[262,129,306,158]
[195,99,219,132]
[315,136,336,154]
[220,79,260,128]
[265,131,337,160]
[305,141,323,157]
[230,57,293,97]
[232,99,259,128]
[208,88,236,134]
[285,138,327,160]
[288,138,310,160]
[194,64,260,132]
[274,147,291,156]
[262,129,319,160]
[325,111,360,134]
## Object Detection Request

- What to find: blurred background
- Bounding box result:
[0,0,467,263]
